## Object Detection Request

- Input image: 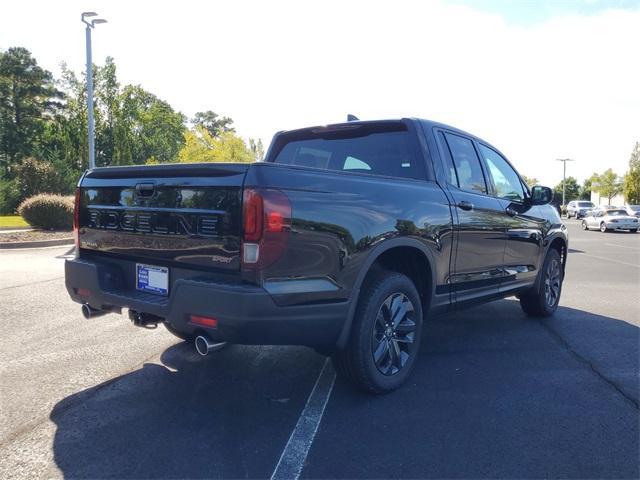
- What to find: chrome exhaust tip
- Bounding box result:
[81,304,108,319]
[194,335,226,356]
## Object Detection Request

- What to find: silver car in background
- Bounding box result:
[567,200,596,219]
[582,208,639,233]
[623,205,640,218]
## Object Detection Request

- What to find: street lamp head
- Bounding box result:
[92,19,108,26]
[82,12,97,19]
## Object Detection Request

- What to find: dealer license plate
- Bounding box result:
[136,263,169,296]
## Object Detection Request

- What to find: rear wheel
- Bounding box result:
[332,271,423,394]
[520,249,563,317]
[581,220,588,230]
[600,222,608,233]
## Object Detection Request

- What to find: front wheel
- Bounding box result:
[332,271,423,394]
[581,220,588,230]
[520,249,563,317]
[600,222,608,233]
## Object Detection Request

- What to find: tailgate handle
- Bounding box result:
[135,183,155,197]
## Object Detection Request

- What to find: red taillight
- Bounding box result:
[189,315,218,328]
[243,189,264,242]
[242,188,291,269]
[73,187,81,251]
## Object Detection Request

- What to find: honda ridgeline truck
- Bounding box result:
[66,118,567,393]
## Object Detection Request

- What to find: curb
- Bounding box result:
[0,237,74,249]
[0,226,33,231]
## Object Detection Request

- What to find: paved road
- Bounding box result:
[0,221,638,479]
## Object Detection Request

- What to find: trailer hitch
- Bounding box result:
[128,310,164,329]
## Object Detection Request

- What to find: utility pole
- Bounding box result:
[556,158,574,208]
[81,12,107,170]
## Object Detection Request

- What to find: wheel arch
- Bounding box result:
[336,238,437,349]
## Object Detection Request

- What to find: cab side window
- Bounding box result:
[478,144,525,202]
[443,133,487,194]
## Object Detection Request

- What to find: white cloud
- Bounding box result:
[1,0,638,186]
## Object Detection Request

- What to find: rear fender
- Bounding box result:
[335,237,437,349]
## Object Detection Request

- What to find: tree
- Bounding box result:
[114,85,185,165]
[553,176,580,203]
[521,175,539,187]
[212,132,254,163]
[178,126,218,163]
[623,142,640,204]
[192,110,234,139]
[594,168,622,204]
[178,127,253,164]
[14,157,68,199]
[0,47,62,176]
[579,173,598,200]
[249,138,265,162]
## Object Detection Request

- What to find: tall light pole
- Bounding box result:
[556,158,574,207]
[81,12,107,170]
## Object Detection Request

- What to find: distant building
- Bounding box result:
[590,191,626,207]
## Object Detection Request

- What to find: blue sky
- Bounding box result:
[452,0,640,25]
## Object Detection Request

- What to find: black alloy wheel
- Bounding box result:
[543,256,561,309]
[371,293,417,376]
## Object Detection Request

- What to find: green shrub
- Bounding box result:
[18,194,75,230]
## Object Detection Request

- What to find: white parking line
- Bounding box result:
[605,243,640,251]
[271,358,336,480]
[574,251,640,268]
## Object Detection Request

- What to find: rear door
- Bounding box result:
[437,131,506,303]
[78,163,248,273]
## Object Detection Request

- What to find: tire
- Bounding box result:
[332,271,423,394]
[600,222,608,233]
[163,322,194,341]
[519,249,563,317]
[631,229,638,233]
[581,220,588,230]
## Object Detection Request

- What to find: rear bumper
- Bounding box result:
[65,258,348,347]
[605,222,638,230]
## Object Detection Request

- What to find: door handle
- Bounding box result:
[505,206,518,217]
[457,201,473,211]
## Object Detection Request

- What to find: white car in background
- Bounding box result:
[567,200,595,219]
[581,208,639,233]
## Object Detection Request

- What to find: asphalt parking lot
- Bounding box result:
[1,220,638,479]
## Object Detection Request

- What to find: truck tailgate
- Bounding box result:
[77,163,248,272]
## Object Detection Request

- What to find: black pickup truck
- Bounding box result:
[66,118,567,393]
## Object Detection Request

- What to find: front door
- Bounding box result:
[475,142,547,293]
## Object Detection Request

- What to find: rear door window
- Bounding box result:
[271,127,425,180]
[442,132,487,194]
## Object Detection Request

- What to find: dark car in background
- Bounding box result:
[65,118,568,393]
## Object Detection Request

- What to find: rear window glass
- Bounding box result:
[578,202,594,207]
[271,129,424,180]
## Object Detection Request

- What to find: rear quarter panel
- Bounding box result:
[244,163,454,306]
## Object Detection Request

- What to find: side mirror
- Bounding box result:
[530,186,553,205]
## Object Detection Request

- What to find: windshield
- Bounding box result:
[578,202,594,207]
[629,205,640,212]
[606,210,628,216]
